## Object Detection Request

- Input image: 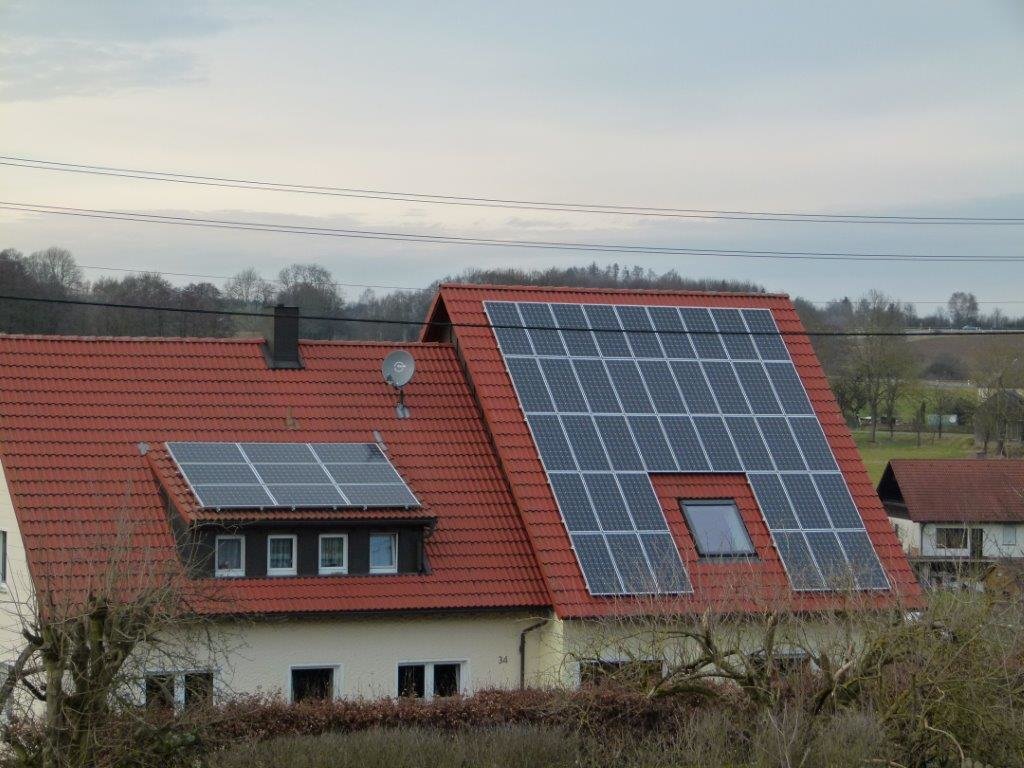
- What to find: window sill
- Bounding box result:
[318,568,348,576]
[215,571,245,578]
[267,570,298,577]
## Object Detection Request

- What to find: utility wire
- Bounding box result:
[4,202,1024,263]
[3,293,1024,338]
[2,156,1021,225]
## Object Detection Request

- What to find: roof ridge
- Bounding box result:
[0,333,451,348]
[438,282,788,299]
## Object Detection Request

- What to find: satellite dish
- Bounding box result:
[382,350,415,388]
[382,350,415,419]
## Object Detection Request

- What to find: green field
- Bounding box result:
[851,430,976,485]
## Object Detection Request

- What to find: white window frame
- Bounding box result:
[267,534,298,577]
[395,659,467,700]
[1001,525,1017,547]
[214,535,245,578]
[318,533,348,575]
[369,532,398,574]
[934,526,967,550]
[143,669,216,709]
[287,663,342,702]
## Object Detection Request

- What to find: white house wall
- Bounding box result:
[0,456,35,664]
[188,611,558,700]
[919,522,1024,558]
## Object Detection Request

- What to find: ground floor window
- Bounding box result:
[291,666,336,702]
[578,659,664,690]
[397,661,462,699]
[935,527,967,549]
[145,671,214,710]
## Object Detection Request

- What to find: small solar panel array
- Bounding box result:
[484,300,889,596]
[165,442,420,509]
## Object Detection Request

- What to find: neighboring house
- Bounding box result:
[878,458,1024,590]
[0,284,919,705]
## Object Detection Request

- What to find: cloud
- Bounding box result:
[0,39,203,101]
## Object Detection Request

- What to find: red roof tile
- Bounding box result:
[431,283,921,616]
[880,459,1024,523]
[0,335,549,614]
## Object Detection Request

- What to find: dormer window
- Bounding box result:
[369,532,398,574]
[318,534,348,575]
[682,500,755,558]
[267,535,297,576]
[215,535,245,577]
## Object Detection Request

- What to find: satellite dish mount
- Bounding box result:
[382,350,416,419]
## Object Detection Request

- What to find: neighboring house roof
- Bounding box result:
[424,284,920,617]
[878,459,1024,523]
[0,335,550,614]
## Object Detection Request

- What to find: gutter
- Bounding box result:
[518,618,548,689]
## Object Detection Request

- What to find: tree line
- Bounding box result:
[3,245,1023,451]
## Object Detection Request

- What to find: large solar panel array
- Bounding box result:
[166,442,420,509]
[484,300,889,595]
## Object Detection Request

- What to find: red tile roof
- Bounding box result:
[430,283,921,616]
[879,459,1024,523]
[0,335,549,614]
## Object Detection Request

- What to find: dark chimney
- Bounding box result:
[266,304,302,369]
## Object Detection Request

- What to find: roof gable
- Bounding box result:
[435,283,920,616]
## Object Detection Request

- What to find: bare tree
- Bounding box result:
[0,508,235,768]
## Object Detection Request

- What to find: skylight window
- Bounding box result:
[682,500,755,558]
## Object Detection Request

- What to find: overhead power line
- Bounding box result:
[3,293,1024,338]
[4,202,1024,263]
[2,155,1021,225]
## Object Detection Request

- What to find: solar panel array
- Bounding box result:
[484,300,889,595]
[166,442,420,509]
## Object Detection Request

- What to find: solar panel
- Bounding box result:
[593,416,645,471]
[255,463,332,484]
[741,309,790,360]
[339,483,418,507]
[519,302,566,356]
[788,418,838,470]
[487,301,533,355]
[506,358,555,413]
[693,416,742,471]
[725,417,774,471]
[702,361,750,414]
[670,360,719,413]
[549,474,599,531]
[571,534,623,595]
[607,534,657,592]
[538,358,587,412]
[178,463,258,484]
[711,308,758,360]
[552,303,599,356]
[562,415,611,470]
[167,442,419,510]
[648,306,696,358]
[486,301,888,595]
[617,306,664,358]
[572,359,621,413]
[661,416,711,472]
[606,360,655,413]
[627,416,678,472]
[764,362,814,414]
[326,464,402,484]
[680,307,726,358]
[242,443,316,463]
[638,360,686,413]
[584,474,634,529]
[583,304,631,357]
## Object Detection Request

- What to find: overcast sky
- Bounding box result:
[1,1,1022,312]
